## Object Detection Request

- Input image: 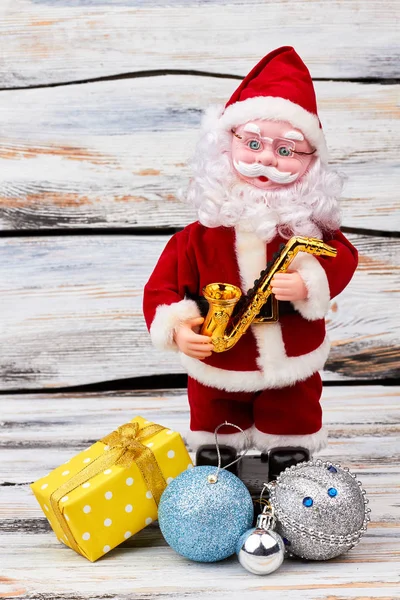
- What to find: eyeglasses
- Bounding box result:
[231,129,316,158]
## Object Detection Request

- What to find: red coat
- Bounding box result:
[143,222,358,392]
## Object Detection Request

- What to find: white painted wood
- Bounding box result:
[2,435,399,484]
[0,234,398,389]
[0,533,398,599]
[0,0,398,87]
[0,76,398,231]
[0,386,399,599]
[1,387,399,432]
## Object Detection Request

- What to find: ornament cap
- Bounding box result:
[256,511,275,531]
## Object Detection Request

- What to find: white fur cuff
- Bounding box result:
[149,299,201,352]
[290,253,331,320]
[252,426,328,454]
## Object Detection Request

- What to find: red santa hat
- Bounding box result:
[209,46,328,162]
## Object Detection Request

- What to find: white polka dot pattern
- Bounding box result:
[30,418,193,561]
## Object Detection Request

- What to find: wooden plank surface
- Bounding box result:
[1,1,399,87]
[0,76,398,232]
[0,386,399,599]
[0,233,399,390]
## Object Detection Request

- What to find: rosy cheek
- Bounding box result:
[232,146,255,162]
[278,154,313,176]
[295,155,315,174]
[276,156,303,175]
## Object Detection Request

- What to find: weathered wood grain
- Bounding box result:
[1,0,399,87]
[0,76,398,232]
[0,386,399,599]
[0,234,398,389]
[0,535,398,600]
[1,387,399,438]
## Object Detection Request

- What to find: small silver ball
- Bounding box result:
[236,527,285,575]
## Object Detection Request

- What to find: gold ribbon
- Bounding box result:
[50,421,166,558]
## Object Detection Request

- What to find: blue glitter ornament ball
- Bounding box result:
[158,465,254,562]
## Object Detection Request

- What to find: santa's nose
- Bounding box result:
[257,149,278,167]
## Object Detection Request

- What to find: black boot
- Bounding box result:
[268,447,310,481]
[195,444,238,475]
[237,453,269,525]
[237,452,269,497]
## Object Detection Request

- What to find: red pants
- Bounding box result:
[187,372,323,436]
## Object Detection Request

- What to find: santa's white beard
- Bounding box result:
[183,128,343,243]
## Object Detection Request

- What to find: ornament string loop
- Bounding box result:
[209,421,250,484]
[260,481,274,506]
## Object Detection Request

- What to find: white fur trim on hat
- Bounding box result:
[252,425,328,454]
[185,428,252,452]
[204,97,329,163]
[150,299,201,352]
[289,252,331,320]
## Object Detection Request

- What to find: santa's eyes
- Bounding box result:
[277,145,292,157]
[247,139,261,151]
[245,138,294,157]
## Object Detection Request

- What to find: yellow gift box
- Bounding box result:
[30,416,193,561]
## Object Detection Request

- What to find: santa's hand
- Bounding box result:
[271,271,308,301]
[173,317,214,359]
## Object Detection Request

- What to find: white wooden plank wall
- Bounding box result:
[0,78,398,232]
[0,1,399,598]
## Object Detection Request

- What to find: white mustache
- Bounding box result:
[233,160,300,184]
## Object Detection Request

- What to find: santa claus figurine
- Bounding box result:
[143,46,358,480]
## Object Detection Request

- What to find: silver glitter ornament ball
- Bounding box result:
[158,465,254,562]
[236,511,285,575]
[269,460,371,560]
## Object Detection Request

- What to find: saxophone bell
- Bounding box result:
[201,283,242,347]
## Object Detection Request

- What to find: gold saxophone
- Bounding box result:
[200,236,337,353]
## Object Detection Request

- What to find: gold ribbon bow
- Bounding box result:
[50,420,166,558]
